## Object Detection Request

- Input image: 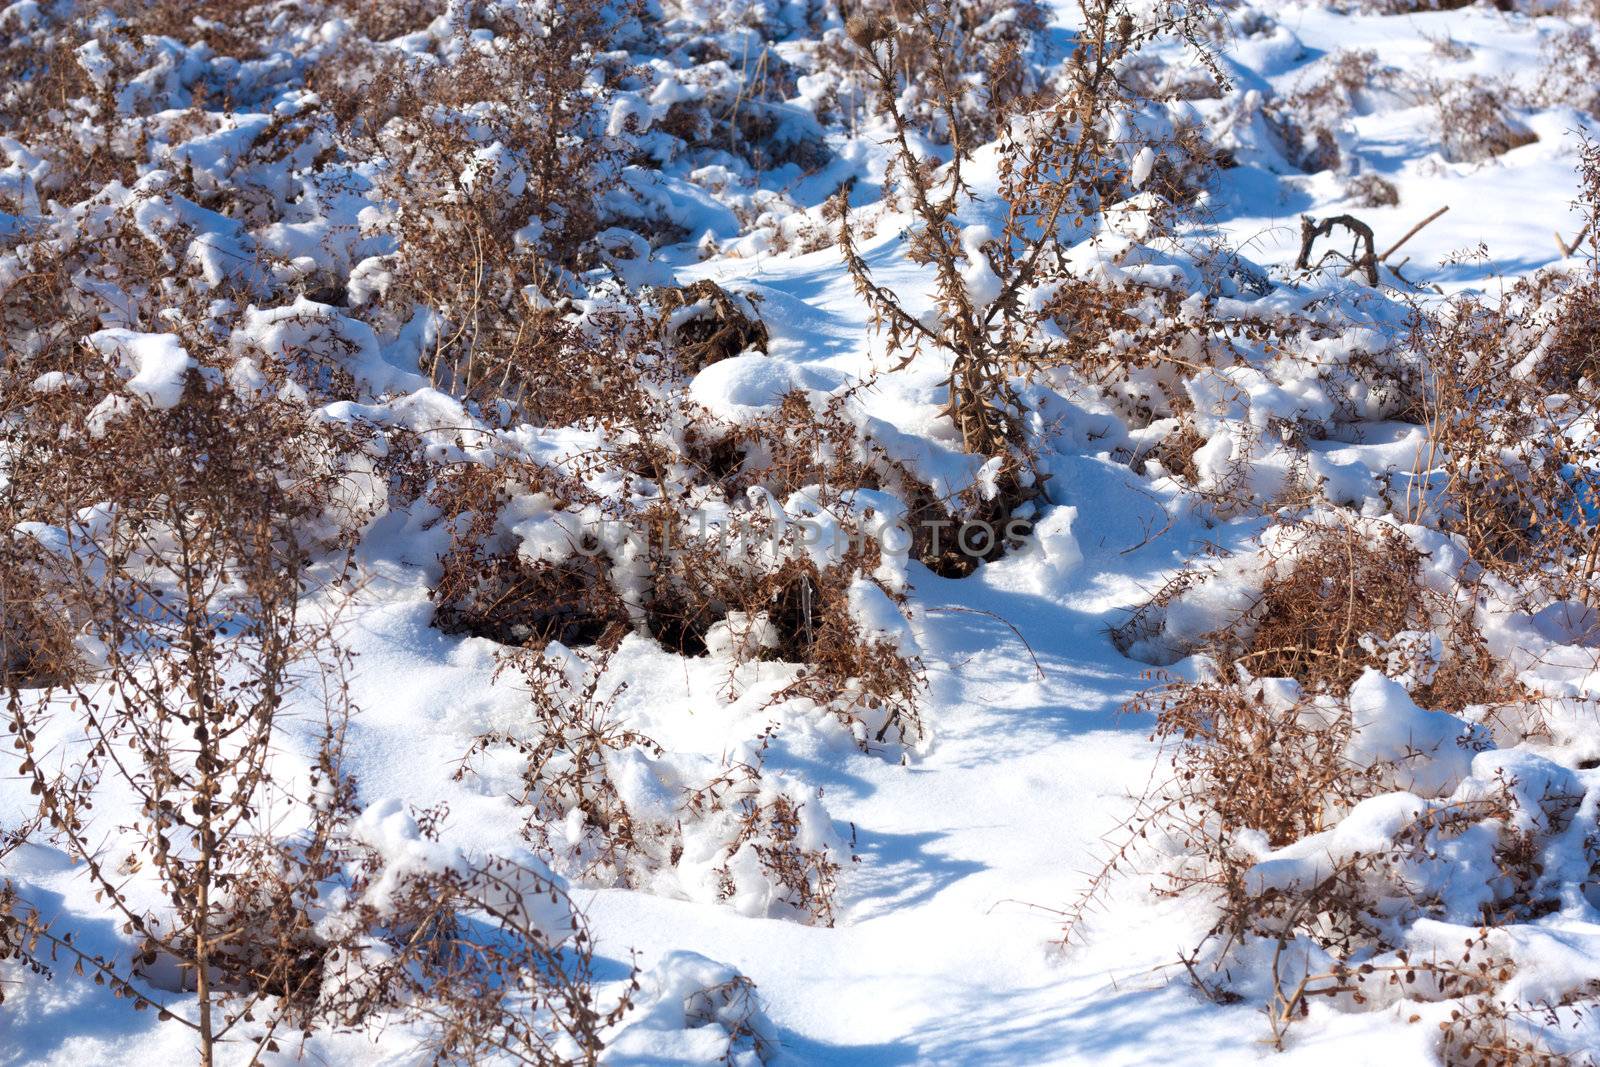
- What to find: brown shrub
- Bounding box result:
[324,815,628,1065]
[1144,420,1205,481]
[1144,679,1382,849]
[1221,519,1425,692]
[834,0,1227,553]
[1067,675,1581,1058]
[0,11,179,206]
[685,727,844,926]
[428,459,632,645]
[1346,172,1400,208]
[1202,517,1515,709]
[1438,988,1590,1067]
[2,342,364,1056]
[2,333,620,1059]
[344,0,643,419]
[342,0,442,40]
[1434,80,1538,163]
[637,497,925,746]
[1265,49,1389,175]
[420,409,928,747]
[0,553,79,688]
[1406,269,1600,604]
[457,652,847,923]
[814,0,1050,147]
[652,280,770,371]
[457,642,666,885]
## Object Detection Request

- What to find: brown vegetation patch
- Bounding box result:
[653,280,770,371]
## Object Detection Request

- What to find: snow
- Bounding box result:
[86,330,194,409]
[1344,669,1486,796]
[603,951,780,1066]
[689,353,807,421]
[8,0,1600,1064]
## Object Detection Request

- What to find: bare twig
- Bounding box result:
[1556,221,1593,258]
[1379,205,1449,263]
[925,605,1045,680]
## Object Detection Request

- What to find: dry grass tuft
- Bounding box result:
[652,281,770,370]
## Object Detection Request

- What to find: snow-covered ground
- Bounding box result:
[5,0,1600,1063]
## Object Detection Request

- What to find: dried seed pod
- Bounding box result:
[846,13,892,48]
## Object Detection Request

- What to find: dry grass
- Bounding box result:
[1114,515,1518,709]
[457,649,848,924]
[808,0,1050,146]
[1213,517,1513,708]
[6,0,1600,1058]
[651,280,770,371]
[1404,163,1600,605]
[833,0,1228,550]
[1067,673,1587,1059]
